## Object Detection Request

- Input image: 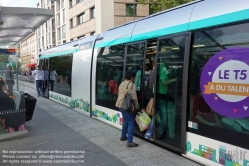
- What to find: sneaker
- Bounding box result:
[120,137,127,141]
[127,142,139,148]
[145,133,153,140]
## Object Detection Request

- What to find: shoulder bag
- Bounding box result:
[122,82,135,113]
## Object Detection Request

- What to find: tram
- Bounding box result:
[39,0,249,165]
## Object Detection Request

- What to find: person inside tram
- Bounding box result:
[145,59,177,140]
[190,85,223,127]
[49,68,58,91]
[108,75,118,101]
[134,59,151,91]
[43,67,49,95]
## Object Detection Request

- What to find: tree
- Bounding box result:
[138,0,193,13]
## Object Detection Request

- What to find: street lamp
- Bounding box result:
[134,0,138,21]
[16,53,20,91]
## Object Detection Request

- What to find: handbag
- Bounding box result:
[135,111,151,131]
[122,82,135,113]
[146,98,154,116]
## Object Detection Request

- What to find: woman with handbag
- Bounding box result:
[115,70,139,148]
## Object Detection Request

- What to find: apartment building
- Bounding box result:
[69,0,150,40]
[26,0,150,64]
[20,32,37,69]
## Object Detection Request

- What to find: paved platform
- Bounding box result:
[0,84,202,166]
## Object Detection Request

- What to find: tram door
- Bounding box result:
[153,35,187,151]
[124,42,147,137]
[124,35,187,152]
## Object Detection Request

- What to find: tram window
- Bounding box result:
[49,54,73,97]
[188,22,249,148]
[96,44,125,110]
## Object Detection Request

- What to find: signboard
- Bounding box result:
[0,48,16,55]
[200,47,249,118]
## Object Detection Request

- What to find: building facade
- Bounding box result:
[36,0,57,54]
[69,0,150,40]
[20,32,36,69]
[20,0,150,67]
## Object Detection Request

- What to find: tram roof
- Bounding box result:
[95,0,249,48]
[0,6,54,47]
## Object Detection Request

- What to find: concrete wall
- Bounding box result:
[95,0,114,33]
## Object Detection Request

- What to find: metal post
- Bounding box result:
[134,0,136,21]
[16,54,19,91]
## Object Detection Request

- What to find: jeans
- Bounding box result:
[50,80,55,91]
[146,117,154,136]
[36,80,44,96]
[119,108,135,143]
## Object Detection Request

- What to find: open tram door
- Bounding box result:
[124,34,190,153]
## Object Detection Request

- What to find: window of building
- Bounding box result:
[90,32,95,36]
[69,0,72,8]
[188,22,249,149]
[126,4,137,16]
[70,19,73,28]
[78,13,85,25]
[78,0,83,3]
[77,35,85,39]
[63,9,65,24]
[57,27,61,41]
[50,54,73,97]
[56,1,60,12]
[62,25,66,39]
[90,7,95,19]
[56,13,60,27]
[61,0,64,8]
[95,44,125,110]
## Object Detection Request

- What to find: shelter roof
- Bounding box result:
[0,6,54,47]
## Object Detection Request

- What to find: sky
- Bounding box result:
[0,0,38,8]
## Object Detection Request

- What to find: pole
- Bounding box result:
[134,0,136,21]
[16,55,19,91]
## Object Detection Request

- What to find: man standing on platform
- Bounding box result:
[32,65,45,97]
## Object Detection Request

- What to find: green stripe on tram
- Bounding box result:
[188,8,249,30]
[94,8,249,48]
[39,48,78,59]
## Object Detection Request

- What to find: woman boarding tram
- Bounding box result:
[39,1,249,165]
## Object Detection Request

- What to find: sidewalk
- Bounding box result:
[0,84,202,166]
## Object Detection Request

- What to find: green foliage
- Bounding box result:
[138,0,193,13]
[12,62,21,71]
